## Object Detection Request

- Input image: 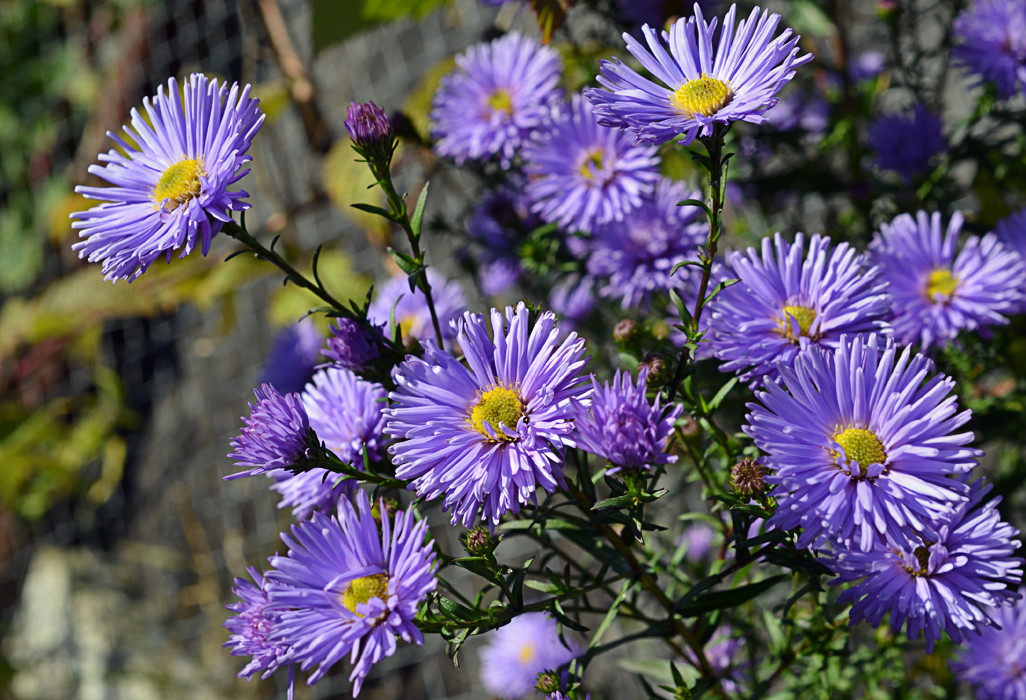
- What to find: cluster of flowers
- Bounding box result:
[66,0,1026,696]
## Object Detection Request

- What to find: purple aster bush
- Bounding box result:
[368,268,468,347]
[870,211,1025,351]
[266,490,438,695]
[830,480,1022,653]
[585,4,813,146]
[952,595,1026,699]
[431,32,563,166]
[574,368,683,475]
[478,612,582,700]
[71,73,264,282]
[703,232,891,386]
[953,0,1026,99]
[745,334,980,552]
[224,567,290,681]
[586,177,706,310]
[386,303,589,528]
[866,105,946,184]
[522,94,660,234]
[226,384,318,480]
[258,319,323,395]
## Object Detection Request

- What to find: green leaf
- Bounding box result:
[525,580,562,595]
[409,181,430,241]
[350,202,392,218]
[677,198,711,216]
[707,377,739,413]
[592,494,635,510]
[312,0,457,52]
[437,596,478,621]
[386,247,421,276]
[672,575,788,617]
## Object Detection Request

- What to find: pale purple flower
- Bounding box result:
[368,268,467,348]
[226,384,316,480]
[953,0,1026,99]
[479,613,582,700]
[952,594,1026,699]
[866,105,946,183]
[224,567,289,680]
[259,319,323,395]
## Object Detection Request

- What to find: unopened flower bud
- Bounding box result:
[462,526,497,556]
[639,353,668,386]
[613,319,638,344]
[536,670,560,694]
[345,101,394,161]
[730,457,766,495]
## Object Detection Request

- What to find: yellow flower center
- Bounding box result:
[925,268,958,300]
[670,74,732,117]
[578,149,605,180]
[832,427,886,468]
[468,386,524,441]
[342,573,389,615]
[154,158,203,211]
[778,305,817,341]
[488,89,514,115]
[517,641,536,664]
[910,545,931,576]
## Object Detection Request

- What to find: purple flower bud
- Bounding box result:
[344,101,393,157]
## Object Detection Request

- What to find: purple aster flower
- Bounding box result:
[522,94,660,234]
[704,232,892,386]
[953,0,1026,99]
[323,317,387,374]
[870,211,1025,351]
[745,334,980,552]
[574,368,683,475]
[679,522,717,560]
[683,624,746,693]
[266,490,438,695]
[849,50,887,82]
[831,480,1022,653]
[259,319,323,395]
[431,32,563,166]
[71,74,264,282]
[303,367,388,466]
[224,567,290,680]
[763,88,829,134]
[464,185,538,296]
[368,268,467,348]
[226,384,317,480]
[345,101,393,161]
[952,594,1026,700]
[479,612,582,700]
[386,303,589,528]
[549,274,597,332]
[866,104,946,183]
[585,4,813,146]
[269,468,350,521]
[587,177,706,310]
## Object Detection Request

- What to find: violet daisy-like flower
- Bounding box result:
[303,367,388,466]
[478,612,582,700]
[831,480,1022,653]
[224,567,289,680]
[866,104,946,184]
[269,468,350,521]
[704,232,891,386]
[464,185,538,296]
[587,177,705,310]
[745,334,980,552]
[953,0,1026,99]
[226,384,317,480]
[368,268,468,347]
[386,303,589,528]
[574,368,683,475]
[585,3,813,146]
[323,317,387,374]
[71,74,264,282]
[522,94,659,234]
[431,32,563,166]
[259,319,323,395]
[266,490,437,696]
[870,210,1025,351]
[952,594,1026,700]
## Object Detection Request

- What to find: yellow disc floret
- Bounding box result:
[469,386,524,441]
[925,268,958,300]
[670,74,732,117]
[832,427,886,468]
[342,573,389,615]
[517,641,536,664]
[578,149,605,180]
[778,305,817,341]
[488,89,514,114]
[154,158,203,211]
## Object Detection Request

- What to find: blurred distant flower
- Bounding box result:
[431,32,563,166]
[227,384,316,480]
[764,89,829,134]
[953,0,1026,98]
[586,4,812,146]
[747,334,979,552]
[368,269,467,348]
[479,613,582,700]
[549,274,597,330]
[952,594,1026,700]
[345,101,394,163]
[574,368,683,475]
[617,0,717,31]
[267,491,437,695]
[587,177,705,310]
[678,522,717,560]
[866,104,945,183]
[386,304,588,528]
[683,625,747,693]
[224,567,289,680]
[704,233,891,386]
[323,317,386,374]
[465,185,538,296]
[870,210,1025,350]
[849,50,887,82]
[71,74,264,282]
[523,95,659,233]
[259,319,323,395]
[831,480,1022,653]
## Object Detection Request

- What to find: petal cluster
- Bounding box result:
[953,0,1026,99]
[226,384,315,480]
[479,612,582,700]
